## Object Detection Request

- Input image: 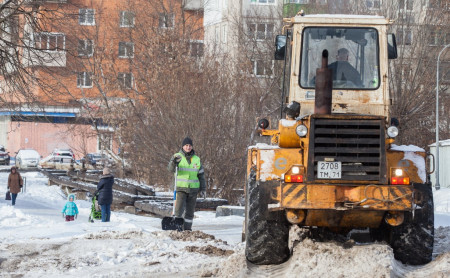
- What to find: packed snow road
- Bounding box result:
[0,171,449,277]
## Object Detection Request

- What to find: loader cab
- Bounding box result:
[276,15,398,117]
[300,27,380,90]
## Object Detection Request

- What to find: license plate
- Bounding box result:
[317,161,341,179]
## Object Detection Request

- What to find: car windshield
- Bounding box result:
[300,27,380,90]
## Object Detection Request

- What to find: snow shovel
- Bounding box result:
[162,166,184,231]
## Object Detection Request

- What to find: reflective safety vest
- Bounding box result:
[176,153,201,189]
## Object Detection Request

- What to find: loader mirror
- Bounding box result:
[387,34,398,59]
[274,35,286,60]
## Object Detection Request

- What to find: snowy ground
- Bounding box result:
[0,171,449,278]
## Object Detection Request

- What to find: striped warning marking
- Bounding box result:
[282,184,307,207]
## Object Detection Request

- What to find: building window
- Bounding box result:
[215,26,220,43]
[120,11,135,27]
[222,25,227,44]
[251,0,276,4]
[79,9,95,25]
[248,23,274,41]
[366,0,381,9]
[98,134,112,151]
[397,29,412,45]
[78,39,93,57]
[428,30,447,46]
[442,62,450,83]
[118,42,134,58]
[77,72,93,88]
[283,0,307,4]
[118,73,133,89]
[399,0,413,11]
[159,13,174,28]
[34,33,65,51]
[189,41,204,57]
[251,60,273,77]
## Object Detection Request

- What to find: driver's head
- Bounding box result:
[336,48,349,61]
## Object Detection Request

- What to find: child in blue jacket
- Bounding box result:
[62,194,79,221]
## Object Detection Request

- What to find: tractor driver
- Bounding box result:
[328,48,362,87]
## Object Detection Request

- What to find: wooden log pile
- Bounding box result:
[40,169,229,216]
[134,198,229,218]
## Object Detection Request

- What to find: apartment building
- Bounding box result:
[204,0,281,78]
[0,0,204,158]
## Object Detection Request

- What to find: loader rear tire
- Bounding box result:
[390,184,434,265]
[245,170,290,265]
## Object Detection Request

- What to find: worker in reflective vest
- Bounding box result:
[168,137,206,230]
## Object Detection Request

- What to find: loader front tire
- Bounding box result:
[245,170,290,265]
[390,184,434,265]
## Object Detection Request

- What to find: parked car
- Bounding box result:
[81,153,114,167]
[39,153,75,169]
[15,149,41,169]
[0,145,10,165]
[51,148,75,159]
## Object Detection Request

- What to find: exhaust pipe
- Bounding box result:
[314,50,332,115]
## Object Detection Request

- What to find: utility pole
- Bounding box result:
[435,44,450,190]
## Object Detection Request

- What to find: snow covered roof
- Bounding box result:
[390,144,425,152]
[291,14,389,25]
[429,139,450,147]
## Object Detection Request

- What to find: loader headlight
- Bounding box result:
[387,126,399,138]
[296,125,308,137]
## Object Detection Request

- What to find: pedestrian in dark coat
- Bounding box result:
[7,166,23,206]
[95,168,114,222]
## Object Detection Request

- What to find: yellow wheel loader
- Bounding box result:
[245,13,434,266]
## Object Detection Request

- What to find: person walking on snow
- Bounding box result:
[168,137,206,231]
[7,166,23,206]
[94,168,114,222]
[62,194,79,221]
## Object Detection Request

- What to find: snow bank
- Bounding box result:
[1,172,450,277]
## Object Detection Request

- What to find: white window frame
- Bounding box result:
[34,32,65,51]
[251,60,274,77]
[118,42,134,58]
[442,62,450,82]
[397,29,412,45]
[77,72,93,88]
[120,11,135,28]
[222,25,227,44]
[97,134,112,152]
[284,0,308,4]
[366,0,381,10]
[159,13,175,29]
[79,9,95,26]
[398,0,413,11]
[118,72,133,89]
[78,39,94,57]
[189,40,204,57]
[248,23,274,41]
[251,0,277,5]
[215,26,220,43]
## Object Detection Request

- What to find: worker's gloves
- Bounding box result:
[62,213,65,218]
[75,214,78,219]
[173,155,182,164]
